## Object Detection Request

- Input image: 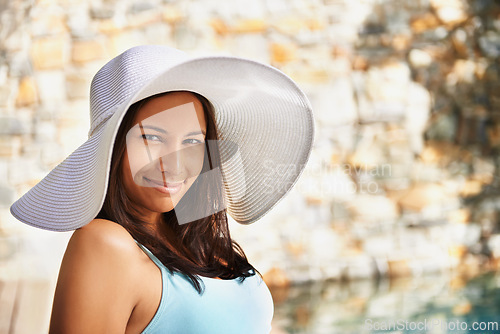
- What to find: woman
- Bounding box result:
[10,45,314,333]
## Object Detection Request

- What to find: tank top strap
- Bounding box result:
[134,240,169,274]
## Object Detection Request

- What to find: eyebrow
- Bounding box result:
[139,125,206,136]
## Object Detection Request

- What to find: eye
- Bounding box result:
[183,138,203,145]
[141,134,162,142]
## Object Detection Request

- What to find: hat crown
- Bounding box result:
[88,45,189,136]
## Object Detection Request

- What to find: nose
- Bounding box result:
[158,148,184,177]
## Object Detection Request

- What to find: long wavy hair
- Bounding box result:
[97,91,260,294]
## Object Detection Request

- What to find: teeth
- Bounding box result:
[145,177,182,187]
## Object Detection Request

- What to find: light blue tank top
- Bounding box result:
[134,241,274,334]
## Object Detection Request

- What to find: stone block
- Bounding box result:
[392,34,412,51]
[346,195,399,222]
[447,223,481,247]
[345,255,377,280]
[262,266,291,288]
[330,57,352,77]
[57,123,89,156]
[425,113,458,142]
[15,77,38,107]
[397,183,448,212]
[451,59,477,84]
[309,227,341,258]
[405,82,431,154]
[209,18,229,35]
[7,51,32,78]
[96,19,122,34]
[387,258,411,277]
[487,122,500,148]
[34,121,57,142]
[128,2,155,14]
[106,30,147,55]
[127,11,162,29]
[0,117,27,136]
[320,262,344,281]
[3,26,28,52]
[459,179,483,197]
[471,156,495,184]
[0,184,16,208]
[447,208,471,224]
[142,23,173,45]
[363,235,395,257]
[419,141,469,165]
[161,4,184,24]
[60,98,91,125]
[409,49,433,68]
[479,32,500,59]
[430,0,468,26]
[451,29,470,57]
[270,43,296,64]
[66,4,92,39]
[0,86,13,109]
[271,16,311,35]
[232,18,267,34]
[296,160,357,201]
[0,137,21,157]
[307,78,357,127]
[65,71,91,100]
[284,67,330,84]
[347,142,387,171]
[366,61,411,99]
[448,245,467,260]
[31,36,67,70]
[89,4,114,20]
[71,40,105,63]
[325,24,359,44]
[488,234,500,258]
[227,35,270,64]
[0,161,8,185]
[41,142,66,169]
[30,9,67,37]
[35,71,66,106]
[352,56,369,71]
[410,13,441,33]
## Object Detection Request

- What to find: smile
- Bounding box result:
[143,177,185,195]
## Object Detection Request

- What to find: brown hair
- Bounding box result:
[97,91,260,294]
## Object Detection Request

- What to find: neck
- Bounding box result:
[140,211,163,234]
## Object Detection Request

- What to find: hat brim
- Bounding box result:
[11,56,315,231]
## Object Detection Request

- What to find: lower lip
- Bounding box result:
[145,178,184,195]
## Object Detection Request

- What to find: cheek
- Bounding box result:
[126,143,152,182]
[184,147,205,177]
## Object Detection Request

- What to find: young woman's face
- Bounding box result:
[121,91,207,223]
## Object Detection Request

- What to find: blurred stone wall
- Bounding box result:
[1,0,500,285]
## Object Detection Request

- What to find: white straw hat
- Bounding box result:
[10,45,315,232]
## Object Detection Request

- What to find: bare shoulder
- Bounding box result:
[63,218,147,285]
[79,217,129,234]
[49,219,143,333]
[74,218,137,249]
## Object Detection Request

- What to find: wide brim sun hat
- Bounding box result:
[10,45,315,232]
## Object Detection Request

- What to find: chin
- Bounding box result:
[146,200,176,214]
[162,207,176,214]
[156,203,176,213]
